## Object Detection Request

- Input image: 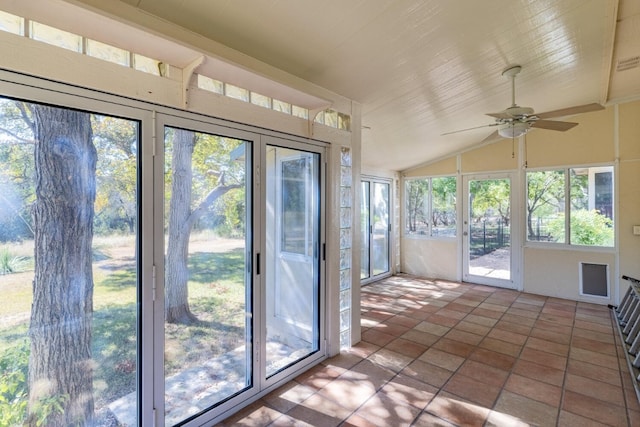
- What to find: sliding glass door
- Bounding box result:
[0,95,144,427]
[0,73,326,427]
[361,177,391,283]
[159,121,325,426]
[162,123,253,425]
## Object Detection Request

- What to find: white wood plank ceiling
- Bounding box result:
[80,1,639,171]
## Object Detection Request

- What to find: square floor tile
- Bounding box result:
[443,373,501,407]
[400,359,454,388]
[456,359,509,388]
[425,391,490,427]
[379,373,438,410]
[492,390,558,427]
[418,348,465,371]
[512,359,565,386]
[468,348,516,371]
[562,390,628,426]
[504,373,561,407]
[352,392,421,427]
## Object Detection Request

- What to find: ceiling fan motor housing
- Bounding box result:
[504,105,535,118]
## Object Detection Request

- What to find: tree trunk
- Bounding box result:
[28,106,96,426]
[165,129,198,324]
[165,130,243,324]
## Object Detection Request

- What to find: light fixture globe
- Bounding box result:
[498,121,529,138]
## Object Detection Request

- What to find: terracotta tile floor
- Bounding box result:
[219,275,640,426]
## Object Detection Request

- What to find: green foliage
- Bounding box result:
[0,248,27,275]
[405,178,429,233]
[471,179,510,224]
[547,210,614,246]
[214,189,246,238]
[30,394,68,427]
[431,176,456,228]
[0,340,28,426]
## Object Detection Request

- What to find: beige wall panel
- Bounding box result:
[619,100,640,161]
[401,239,458,281]
[0,32,183,108]
[525,107,614,168]
[618,160,640,287]
[523,247,615,304]
[461,139,518,173]
[404,156,457,177]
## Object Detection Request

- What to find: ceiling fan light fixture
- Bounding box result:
[498,121,529,138]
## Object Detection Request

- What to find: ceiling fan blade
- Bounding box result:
[486,112,511,119]
[480,130,501,143]
[441,123,498,136]
[535,103,604,119]
[531,119,578,131]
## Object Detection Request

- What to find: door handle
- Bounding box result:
[463,231,468,236]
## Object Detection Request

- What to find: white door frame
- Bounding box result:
[462,172,520,289]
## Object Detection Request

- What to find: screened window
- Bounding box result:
[526,166,614,247]
[405,176,456,237]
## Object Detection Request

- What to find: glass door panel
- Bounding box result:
[0,98,140,426]
[163,126,251,425]
[361,178,391,283]
[360,181,370,280]
[372,182,390,276]
[463,176,513,287]
[265,145,320,377]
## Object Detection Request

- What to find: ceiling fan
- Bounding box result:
[442,65,604,143]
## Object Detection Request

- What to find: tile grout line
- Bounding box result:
[482,290,546,426]
[554,298,575,427]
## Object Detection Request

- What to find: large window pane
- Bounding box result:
[526,167,614,247]
[526,170,566,242]
[569,167,614,246]
[163,127,251,424]
[405,178,429,235]
[431,176,457,237]
[0,98,139,426]
[405,176,456,237]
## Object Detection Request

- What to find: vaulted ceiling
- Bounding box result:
[78,0,639,171]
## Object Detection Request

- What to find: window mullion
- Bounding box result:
[565,168,571,245]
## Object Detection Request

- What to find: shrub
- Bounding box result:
[0,340,29,426]
[0,248,27,275]
[547,210,614,246]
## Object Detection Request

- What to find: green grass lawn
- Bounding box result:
[0,234,247,413]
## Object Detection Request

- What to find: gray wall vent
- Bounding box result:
[580,262,609,298]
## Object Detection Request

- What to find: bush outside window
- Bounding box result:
[405,176,456,237]
[526,166,614,247]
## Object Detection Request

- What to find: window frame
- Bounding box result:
[0,67,330,427]
[525,164,615,250]
[403,175,457,239]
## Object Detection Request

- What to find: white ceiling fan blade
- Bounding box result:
[486,111,512,119]
[441,123,498,136]
[535,103,604,119]
[531,120,578,131]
